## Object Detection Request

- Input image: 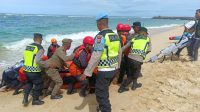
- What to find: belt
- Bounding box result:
[98,66,118,71]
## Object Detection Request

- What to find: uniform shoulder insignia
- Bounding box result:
[97,35,103,43]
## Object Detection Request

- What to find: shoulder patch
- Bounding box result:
[97,35,102,43]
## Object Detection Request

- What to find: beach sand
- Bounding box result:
[1,26,200,112]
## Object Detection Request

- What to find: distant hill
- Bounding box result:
[152,16,195,20]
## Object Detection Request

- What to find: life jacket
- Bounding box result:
[18,67,26,82]
[50,44,58,54]
[120,35,127,47]
[69,45,91,76]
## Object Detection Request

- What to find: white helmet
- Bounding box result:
[184,21,195,29]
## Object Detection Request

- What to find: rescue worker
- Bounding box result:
[23,33,45,106]
[190,9,200,61]
[116,24,131,84]
[68,36,94,97]
[80,13,121,112]
[118,27,152,93]
[47,38,60,58]
[45,38,74,99]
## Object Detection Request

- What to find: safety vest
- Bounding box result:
[98,31,120,68]
[69,45,91,76]
[73,45,91,69]
[130,35,150,59]
[24,44,41,72]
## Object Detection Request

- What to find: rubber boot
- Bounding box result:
[22,94,29,106]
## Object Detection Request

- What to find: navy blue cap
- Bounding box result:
[96,12,108,21]
[34,33,42,38]
[132,22,141,27]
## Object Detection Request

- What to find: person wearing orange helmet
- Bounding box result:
[67,36,94,97]
[47,38,60,58]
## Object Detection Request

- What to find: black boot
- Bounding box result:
[118,79,131,93]
[50,94,63,99]
[22,94,29,106]
[13,89,21,95]
[131,79,142,90]
[118,86,129,93]
[67,84,75,95]
[32,97,44,105]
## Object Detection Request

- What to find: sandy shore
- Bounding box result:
[1,26,200,112]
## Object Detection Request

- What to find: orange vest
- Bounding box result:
[18,67,26,82]
[120,35,127,47]
[69,45,91,76]
[120,35,130,56]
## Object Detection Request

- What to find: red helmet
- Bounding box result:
[83,36,94,45]
[42,55,48,61]
[123,24,131,31]
[116,23,124,31]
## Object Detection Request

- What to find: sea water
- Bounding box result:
[0,13,188,71]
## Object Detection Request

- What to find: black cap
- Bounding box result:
[132,22,141,27]
[34,33,42,39]
[139,27,148,33]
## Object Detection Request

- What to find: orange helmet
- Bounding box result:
[51,38,57,43]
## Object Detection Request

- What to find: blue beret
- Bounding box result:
[96,12,108,21]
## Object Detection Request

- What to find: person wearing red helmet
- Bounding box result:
[47,38,60,58]
[116,24,131,84]
[67,36,94,97]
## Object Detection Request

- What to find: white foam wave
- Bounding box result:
[2,38,32,50]
[2,31,99,51]
[68,16,93,18]
[147,24,181,29]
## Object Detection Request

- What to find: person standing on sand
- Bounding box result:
[118,27,152,93]
[116,23,131,84]
[23,33,45,106]
[80,13,121,112]
[190,9,200,61]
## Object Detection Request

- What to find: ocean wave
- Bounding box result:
[2,38,32,50]
[2,31,99,51]
[68,16,93,18]
[147,24,181,29]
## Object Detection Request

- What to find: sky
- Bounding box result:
[0,0,199,17]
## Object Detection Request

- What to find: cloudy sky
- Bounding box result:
[0,0,199,17]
